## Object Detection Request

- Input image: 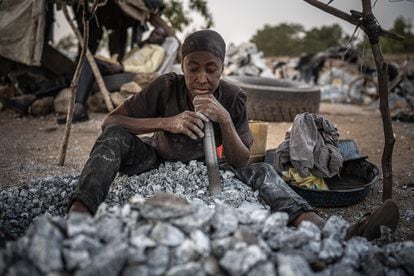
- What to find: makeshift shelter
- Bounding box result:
[0,0,47,66]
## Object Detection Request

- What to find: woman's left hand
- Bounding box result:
[192,94,230,124]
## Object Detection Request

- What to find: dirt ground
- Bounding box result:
[0,103,413,241]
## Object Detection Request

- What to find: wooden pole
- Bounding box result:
[62,6,114,112]
[58,4,89,166]
[361,0,395,201]
[303,0,400,200]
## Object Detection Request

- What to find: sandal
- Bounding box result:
[346,199,399,241]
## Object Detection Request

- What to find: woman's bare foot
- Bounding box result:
[69,200,92,215]
[291,211,326,229]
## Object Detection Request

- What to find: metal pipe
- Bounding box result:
[203,121,221,195]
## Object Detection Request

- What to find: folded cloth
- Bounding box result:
[275,112,343,178]
[282,168,329,190]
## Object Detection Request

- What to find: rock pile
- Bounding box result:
[0,161,262,238]
[224,42,274,78]
[1,161,414,275]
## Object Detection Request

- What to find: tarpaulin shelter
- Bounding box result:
[0,0,47,66]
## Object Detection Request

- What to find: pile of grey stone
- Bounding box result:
[0,161,261,238]
[1,161,414,275]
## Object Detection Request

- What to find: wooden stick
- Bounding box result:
[304,0,397,200]
[304,0,403,41]
[361,0,395,201]
[58,4,89,166]
[62,6,114,112]
[304,0,358,25]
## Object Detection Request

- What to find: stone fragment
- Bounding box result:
[174,239,199,265]
[220,245,267,276]
[234,226,259,245]
[27,216,64,273]
[53,88,71,114]
[277,254,314,276]
[340,237,377,269]
[122,264,149,276]
[67,213,96,237]
[138,192,193,220]
[262,212,289,237]
[360,252,385,276]
[30,96,54,116]
[322,215,349,241]
[237,201,270,226]
[130,224,153,237]
[190,230,211,257]
[170,200,214,234]
[87,92,107,113]
[95,215,125,243]
[146,245,170,275]
[166,262,205,276]
[5,259,42,276]
[75,239,128,276]
[318,236,343,263]
[150,222,185,247]
[211,237,235,259]
[382,241,414,275]
[329,262,362,276]
[203,257,226,276]
[63,234,103,256]
[126,245,147,263]
[210,201,238,238]
[246,261,276,276]
[63,249,90,271]
[130,234,157,249]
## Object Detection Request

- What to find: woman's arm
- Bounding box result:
[193,94,250,168]
[102,102,209,139]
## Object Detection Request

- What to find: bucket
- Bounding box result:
[248,121,268,164]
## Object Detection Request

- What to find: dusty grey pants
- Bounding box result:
[71,125,314,221]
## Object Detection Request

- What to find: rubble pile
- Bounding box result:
[0,161,262,238]
[224,42,274,78]
[1,161,414,275]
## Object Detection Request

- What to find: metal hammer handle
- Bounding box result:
[203,121,221,195]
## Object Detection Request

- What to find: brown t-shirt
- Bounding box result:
[124,72,253,162]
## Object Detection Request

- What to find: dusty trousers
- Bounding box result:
[71,125,314,221]
[222,162,314,223]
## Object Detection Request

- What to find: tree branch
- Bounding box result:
[303,0,404,41]
[58,3,90,166]
[304,0,396,201]
[303,0,360,25]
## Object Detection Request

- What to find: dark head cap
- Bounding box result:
[181,30,226,62]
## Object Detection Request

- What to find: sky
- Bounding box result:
[55,0,414,47]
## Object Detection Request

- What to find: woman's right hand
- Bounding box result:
[165,111,209,140]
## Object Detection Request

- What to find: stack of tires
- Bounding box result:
[225,76,321,122]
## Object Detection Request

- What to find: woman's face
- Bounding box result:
[182,51,223,99]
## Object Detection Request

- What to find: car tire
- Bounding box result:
[224,76,321,122]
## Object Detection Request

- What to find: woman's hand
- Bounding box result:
[165,111,209,139]
[192,94,231,124]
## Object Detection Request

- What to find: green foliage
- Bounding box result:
[251,23,347,57]
[302,24,344,53]
[163,0,213,32]
[380,16,414,54]
[251,23,304,56]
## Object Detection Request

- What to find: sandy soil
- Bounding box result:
[0,103,413,241]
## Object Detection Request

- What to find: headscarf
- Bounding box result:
[181,30,226,62]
